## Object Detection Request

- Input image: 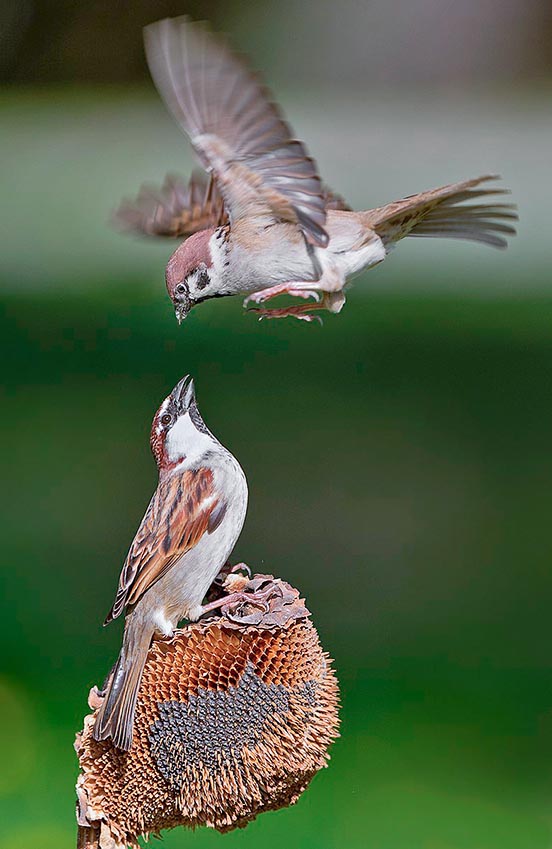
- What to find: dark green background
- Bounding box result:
[2,275,552,848]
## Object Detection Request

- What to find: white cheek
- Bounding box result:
[166,414,211,466]
[209,230,226,281]
[187,270,199,292]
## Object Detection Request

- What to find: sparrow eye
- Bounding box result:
[161,414,172,426]
[175,283,186,295]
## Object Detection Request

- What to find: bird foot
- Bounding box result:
[228,561,251,577]
[205,561,251,597]
[249,303,324,324]
[243,285,320,307]
[198,583,282,619]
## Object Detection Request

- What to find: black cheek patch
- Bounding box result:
[196,270,210,291]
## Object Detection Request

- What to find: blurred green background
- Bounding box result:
[1,1,551,848]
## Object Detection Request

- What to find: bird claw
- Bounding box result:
[229,561,251,577]
[243,287,320,307]
[222,562,251,593]
[285,289,320,302]
[199,574,285,621]
[199,589,270,618]
[250,305,323,325]
[299,290,321,302]
[243,291,266,307]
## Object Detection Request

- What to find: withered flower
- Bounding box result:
[76,575,340,848]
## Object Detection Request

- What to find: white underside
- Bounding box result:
[313,236,387,292]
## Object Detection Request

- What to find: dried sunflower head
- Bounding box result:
[76,574,340,848]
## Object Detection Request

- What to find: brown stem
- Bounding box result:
[77,824,100,849]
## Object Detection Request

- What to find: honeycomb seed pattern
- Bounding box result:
[149,662,317,784]
[76,585,340,849]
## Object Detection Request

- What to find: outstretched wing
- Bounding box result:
[114,171,349,239]
[105,468,224,623]
[144,16,329,246]
[113,172,227,238]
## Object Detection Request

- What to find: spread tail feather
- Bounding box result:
[92,629,153,751]
[368,175,518,250]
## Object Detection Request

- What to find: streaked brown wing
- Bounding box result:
[105,468,220,623]
[144,16,328,246]
[113,171,227,238]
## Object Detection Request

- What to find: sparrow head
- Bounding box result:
[150,375,215,470]
[166,229,217,323]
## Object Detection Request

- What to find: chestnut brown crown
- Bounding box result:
[165,229,216,322]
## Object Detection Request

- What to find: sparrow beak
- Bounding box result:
[174,301,190,325]
[172,374,196,412]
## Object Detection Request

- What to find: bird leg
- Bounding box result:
[250,302,325,323]
[247,289,345,322]
[198,584,278,618]
[243,282,321,307]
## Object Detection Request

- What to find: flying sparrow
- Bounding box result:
[93,375,249,751]
[115,16,517,322]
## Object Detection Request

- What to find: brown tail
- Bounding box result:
[92,627,153,751]
[366,175,517,250]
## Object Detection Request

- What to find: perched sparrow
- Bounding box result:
[93,375,248,751]
[115,16,517,322]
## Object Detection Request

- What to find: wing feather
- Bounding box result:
[114,169,348,239]
[104,468,220,623]
[113,171,227,238]
[144,16,329,246]
[367,175,517,250]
